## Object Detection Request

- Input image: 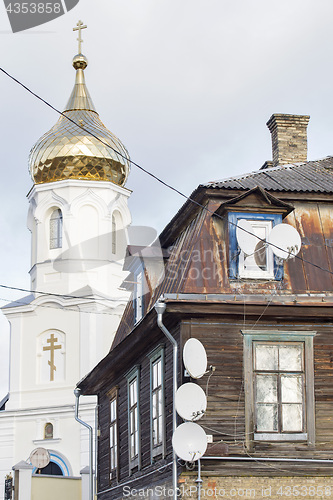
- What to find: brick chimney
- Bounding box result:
[266,114,310,168]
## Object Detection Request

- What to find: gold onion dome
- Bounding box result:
[29,53,130,186]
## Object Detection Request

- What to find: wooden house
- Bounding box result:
[77,114,333,499]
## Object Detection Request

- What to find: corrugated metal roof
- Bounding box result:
[203,157,333,192]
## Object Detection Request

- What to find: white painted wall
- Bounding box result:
[0,177,131,490]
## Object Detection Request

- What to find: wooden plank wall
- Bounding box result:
[187,318,333,476]
[96,325,182,498]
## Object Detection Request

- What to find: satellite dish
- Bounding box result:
[183,338,207,379]
[236,219,259,256]
[172,422,207,462]
[30,448,50,469]
[267,224,302,260]
[175,383,207,421]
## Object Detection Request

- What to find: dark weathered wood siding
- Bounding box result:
[96,324,182,499]
[183,315,333,476]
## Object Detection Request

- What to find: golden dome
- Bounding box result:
[29,54,130,186]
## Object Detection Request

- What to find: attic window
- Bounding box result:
[228,212,283,280]
[238,219,274,278]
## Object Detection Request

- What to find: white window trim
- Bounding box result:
[109,392,118,480]
[238,220,274,279]
[242,330,316,449]
[148,345,165,461]
[126,366,141,473]
[134,270,143,324]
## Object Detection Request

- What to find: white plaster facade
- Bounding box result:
[0,178,131,491]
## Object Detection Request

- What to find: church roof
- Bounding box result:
[29,52,130,186]
[2,294,35,309]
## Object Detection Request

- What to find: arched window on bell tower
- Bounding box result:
[112,214,117,254]
[50,209,63,249]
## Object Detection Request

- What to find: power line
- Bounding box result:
[1,65,333,279]
[0,282,117,303]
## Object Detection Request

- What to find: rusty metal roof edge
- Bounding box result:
[161,292,333,304]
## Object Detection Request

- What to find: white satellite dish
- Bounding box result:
[172,422,207,462]
[183,338,207,379]
[30,448,50,469]
[236,219,259,256]
[175,383,207,421]
[267,223,302,260]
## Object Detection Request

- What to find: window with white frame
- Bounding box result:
[228,212,283,280]
[242,330,316,448]
[127,368,140,471]
[238,220,274,278]
[50,209,63,249]
[109,392,118,480]
[134,270,143,324]
[149,346,165,459]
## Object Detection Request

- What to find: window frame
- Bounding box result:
[228,212,283,280]
[108,387,119,482]
[50,208,63,250]
[242,330,316,449]
[133,267,144,324]
[126,367,141,472]
[148,345,165,461]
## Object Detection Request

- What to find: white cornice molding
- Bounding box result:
[27,179,132,199]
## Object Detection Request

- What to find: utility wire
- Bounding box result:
[0,282,120,303]
[1,65,333,280]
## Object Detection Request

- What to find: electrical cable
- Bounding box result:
[0,282,108,302]
[1,65,333,280]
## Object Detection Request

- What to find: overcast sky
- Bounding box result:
[1,0,333,398]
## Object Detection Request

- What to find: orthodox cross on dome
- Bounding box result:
[43,333,62,382]
[73,20,87,54]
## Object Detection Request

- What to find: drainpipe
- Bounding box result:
[74,388,93,500]
[95,404,99,498]
[196,458,202,500]
[155,301,178,500]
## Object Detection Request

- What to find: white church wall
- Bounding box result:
[27,179,131,299]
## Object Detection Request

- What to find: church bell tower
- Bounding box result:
[0,21,131,482]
